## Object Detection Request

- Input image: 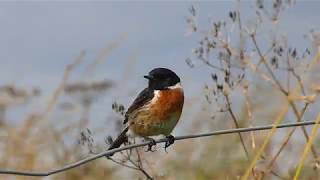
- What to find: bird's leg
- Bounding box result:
[144,137,157,152]
[164,135,175,153]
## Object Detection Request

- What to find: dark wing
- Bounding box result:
[107,126,129,154]
[123,88,154,124]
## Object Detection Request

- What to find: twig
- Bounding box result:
[251,34,318,162]
[44,50,86,116]
[126,147,153,179]
[0,120,319,177]
[251,34,288,95]
[294,113,320,179]
[199,57,225,72]
[290,102,318,159]
[243,106,288,179]
[225,95,250,160]
[290,69,306,95]
[263,103,309,179]
[106,157,140,171]
[128,155,153,180]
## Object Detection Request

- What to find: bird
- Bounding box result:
[107,68,184,155]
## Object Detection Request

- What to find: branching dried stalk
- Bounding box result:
[225,94,250,160]
[187,1,320,178]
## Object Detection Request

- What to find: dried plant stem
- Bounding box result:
[294,113,320,179]
[111,142,153,180]
[107,157,140,171]
[243,88,256,150]
[286,54,291,94]
[251,35,288,95]
[135,148,144,171]
[264,103,309,177]
[127,151,153,180]
[134,148,153,180]
[225,95,250,160]
[242,105,289,179]
[199,57,225,72]
[290,102,318,159]
[44,50,85,116]
[0,105,6,125]
[290,68,306,95]
[251,34,318,161]
[0,120,320,177]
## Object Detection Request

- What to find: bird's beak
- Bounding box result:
[144,75,153,80]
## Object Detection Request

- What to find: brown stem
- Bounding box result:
[251,34,318,178]
[290,102,318,159]
[265,104,309,174]
[251,34,317,158]
[290,69,306,95]
[251,34,288,96]
[107,157,140,171]
[128,156,153,180]
[225,95,250,160]
[0,105,6,125]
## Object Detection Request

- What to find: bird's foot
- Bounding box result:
[164,135,175,153]
[145,138,157,152]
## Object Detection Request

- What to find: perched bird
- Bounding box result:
[108,68,184,154]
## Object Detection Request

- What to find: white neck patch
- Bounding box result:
[149,83,183,105]
[167,82,182,90]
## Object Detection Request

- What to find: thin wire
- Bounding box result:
[0,120,318,177]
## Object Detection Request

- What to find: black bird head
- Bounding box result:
[144,68,181,90]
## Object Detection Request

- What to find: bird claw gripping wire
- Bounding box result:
[164,135,175,153]
[145,138,157,152]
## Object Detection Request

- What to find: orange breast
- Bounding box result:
[151,88,184,122]
[129,88,184,137]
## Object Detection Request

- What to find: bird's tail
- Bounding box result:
[106,127,129,156]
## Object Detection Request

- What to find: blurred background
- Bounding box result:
[0,1,320,179]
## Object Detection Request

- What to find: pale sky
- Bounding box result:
[0,1,319,134]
